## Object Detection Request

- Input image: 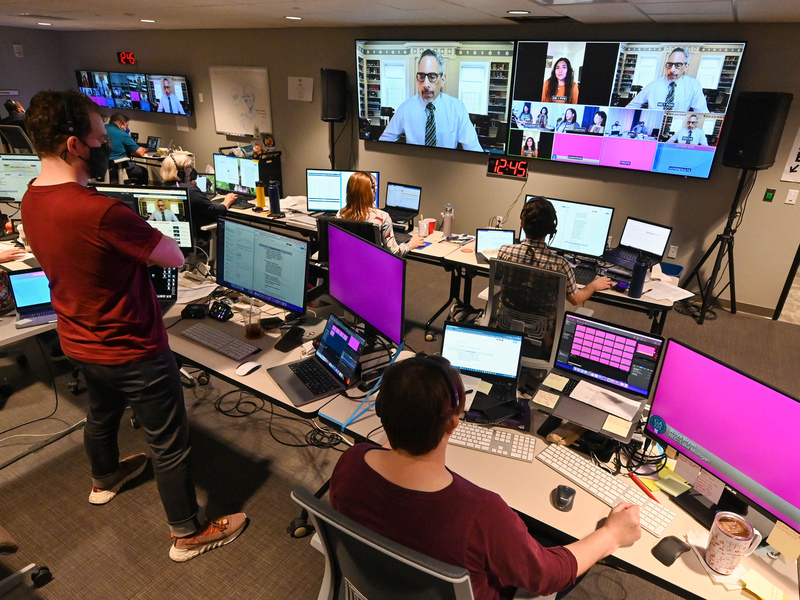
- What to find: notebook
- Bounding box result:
[603,217,672,270]
[537,312,664,442]
[384,182,422,224]
[475,228,515,265]
[268,314,367,407]
[441,321,524,411]
[6,268,57,329]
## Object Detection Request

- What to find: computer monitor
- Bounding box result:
[327,223,405,345]
[522,195,614,259]
[216,216,309,314]
[146,73,193,116]
[213,153,259,197]
[306,169,380,212]
[647,340,800,534]
[92,185,193,248]
[0,154,42,202]
[618,217,672,260]
[555,312,664,399]
[146,136,161,151]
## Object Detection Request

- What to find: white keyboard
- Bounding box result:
[448,421,535,462]
[181,323,259,361]
[536,443,675,537]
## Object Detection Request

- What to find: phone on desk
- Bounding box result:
[613,281,629,292]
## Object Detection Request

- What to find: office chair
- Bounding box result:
[96,158,129,185]
[0,125,35,154]
[0,524,53,595]
[380,106,394,126]
[481,259,566,375]
[290,487,475,600]
[322,219,381,253]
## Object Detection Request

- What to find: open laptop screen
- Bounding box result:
[555,313,664,398]
[7,269,51,309]
[476,229,515,255]
[385,182,421,210]
[442,322,524,379]
[316,314,366,386]
[619,217,672,258]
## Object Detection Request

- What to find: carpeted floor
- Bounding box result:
[1,258,798,599]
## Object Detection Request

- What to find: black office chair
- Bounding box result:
[290,487,474,600]
[317,219,381,263]
[0,125,35,154]
[481,259,567,375]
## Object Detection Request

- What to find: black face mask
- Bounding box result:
[79,139,111,179]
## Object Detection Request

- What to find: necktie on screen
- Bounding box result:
[685,132,693,144]
[425,103,436,147]
[664,82,676,109]
[169,97,174,113]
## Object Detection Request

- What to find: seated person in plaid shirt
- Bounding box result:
[498,197,612,305]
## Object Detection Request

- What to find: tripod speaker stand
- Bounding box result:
[683,168,753,324]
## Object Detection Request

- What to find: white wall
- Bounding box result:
[6,22,800,315]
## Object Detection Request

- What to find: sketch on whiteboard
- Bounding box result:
[209,66,272,137]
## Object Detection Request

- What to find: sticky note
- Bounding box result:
[533,390,559,409]
[766,520,800,562]
[477,381,493,395]
[675,454,702,485]
[543,373,569,392]
[654,474,690,497]
[694,470,725,504]
[741,569,785,600]
[601,414,632,437]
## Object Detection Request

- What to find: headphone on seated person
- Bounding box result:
[375,354,461,419]
[521,196,557,243]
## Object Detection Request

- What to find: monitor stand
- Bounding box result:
[672,488,748,531]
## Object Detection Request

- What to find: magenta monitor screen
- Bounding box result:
[327,224,405,345]
[355,40,515,154]
[647,340,800,534]
[509,41,745,178]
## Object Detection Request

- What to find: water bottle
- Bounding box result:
[442,204,454,238]
[255,180,266,208]
[268,180,281,214]
[628,252,648,298]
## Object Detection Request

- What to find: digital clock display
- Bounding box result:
[487,157,528,179]
[117,51,136,65]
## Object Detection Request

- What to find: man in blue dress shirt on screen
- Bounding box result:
[157,78,186,115]
[666,114,709,146]
[626,48,709,113]
[379,49,482,152]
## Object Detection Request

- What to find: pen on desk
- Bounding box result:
[643,288,652,295]
[629,472,660,503]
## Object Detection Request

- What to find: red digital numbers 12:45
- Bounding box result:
[487,157,528,179]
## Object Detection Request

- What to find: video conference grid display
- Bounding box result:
[217,218,309,314]
[76,70,193,116]
[92,185,193,248]
[648,340,800,534]
[306,170,380,212]
[213,154,260,196]
[509,42,745,178]
[0,154,42,203]
[556,314,662,397]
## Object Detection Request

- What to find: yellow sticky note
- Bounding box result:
[602,414,632,437]
[741,569,785,600]
[477,380,493,395]
[767,520,800,562]
[543,373,569,392]
[533,390,559,409]
[639,477,661,492]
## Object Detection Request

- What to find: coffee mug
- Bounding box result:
[705,511,762,575]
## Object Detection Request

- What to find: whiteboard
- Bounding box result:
[209,66,273,136]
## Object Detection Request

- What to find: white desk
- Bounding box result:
[319,397,799,600]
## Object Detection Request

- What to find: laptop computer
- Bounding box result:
[536,312,664,442]
[6,268,58,329]
[441,321,524,412]
[268,314,367,407]
[149,266,178,313]
[475,228,515,265]
[603,217,672,270]
[384,182,422,225]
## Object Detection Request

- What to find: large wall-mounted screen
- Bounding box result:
[356,40,515,154]
[508,41,745,179]
[76,71,193,117]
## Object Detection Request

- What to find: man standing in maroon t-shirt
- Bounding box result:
[21,90,246,562]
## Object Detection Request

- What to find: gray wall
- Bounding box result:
[4,22,800,314]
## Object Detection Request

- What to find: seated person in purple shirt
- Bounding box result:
[330,354,642,600]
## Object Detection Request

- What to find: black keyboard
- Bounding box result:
[616,248,638,263]
[394,231,412,244]
[574,266,597,285]
[289,359,341,396]
[385,209,414,223]
[490,380,516,405]
[231,197,255,209]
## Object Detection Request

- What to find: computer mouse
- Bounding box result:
[651,535,691,566]
[551,485,576,512]
[235,361,262,376]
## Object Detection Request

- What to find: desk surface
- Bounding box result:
[319,398,799,600]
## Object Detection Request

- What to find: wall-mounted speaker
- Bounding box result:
[722,92,793,170]
[321,68,347,123]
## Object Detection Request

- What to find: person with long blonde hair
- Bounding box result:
[337,172,424,256]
